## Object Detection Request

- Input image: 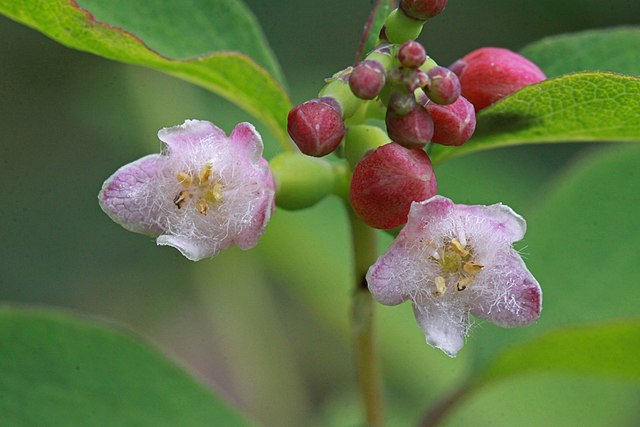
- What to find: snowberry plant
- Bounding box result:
[2,0,640,426]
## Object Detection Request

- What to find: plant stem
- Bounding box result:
[416,382,474,427]
[347,205,385,427]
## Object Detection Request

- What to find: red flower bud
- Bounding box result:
[398,40,427,69]
[425,96,476,146]
[287,98,346,157]
[451,47,546,111]
[400,0,448,20]
[424,66,461,105]
[349,60,387,100]
[350,142,437,229]
[386,95,434,149]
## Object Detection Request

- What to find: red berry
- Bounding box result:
[350,142,437,229]
[425,96,476,146]
[451,47,546,111]
[287,98,345,157]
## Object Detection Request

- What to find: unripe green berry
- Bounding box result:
[420,56,439,73]
[344,124,391,169]
[270,152,335,210]
[384,9,424,44]
[319,76,362,119]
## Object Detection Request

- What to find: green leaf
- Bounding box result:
[430,73,640,163]
[76,0,283,79]
[468,143,640,364]
[477,319,640,386]
[0,307,253,427]
[521,26,640,78]
[0,0,291,147]
[354,0,396,62]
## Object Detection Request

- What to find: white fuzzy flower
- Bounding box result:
[99,119,275,261]
[367,195,542,356]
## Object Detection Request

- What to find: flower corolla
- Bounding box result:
[367,195,542,356]
[99,119,275,261]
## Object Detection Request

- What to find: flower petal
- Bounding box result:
[470,252,542,327]
[233,160,276,250]
[457,203,526,242]
[230,122,264,164]
[157,119,226,153]
[98,154,165,236]
[404,195,454,235]
[156,235,222,261]
[412,299,469,357]
[367,248,411,306]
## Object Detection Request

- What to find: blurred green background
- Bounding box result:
[1,1,639,426]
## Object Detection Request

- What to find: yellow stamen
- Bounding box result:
[198,163,213,183]
[434,276,447,296]
[451,238,469,257]
[196,198,209,216]
[204,182,224,204]
[463,262,484,275]
[456,276,474,291]
[176,172,192,187]
[173,190,190,209]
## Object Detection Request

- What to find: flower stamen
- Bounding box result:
[173,163,225,215]
[198,163,213,183]
[456,276,474,291]
[173,190,190,209]
[177,172,192,187]
[434,276,447,296]
[196,198,209,216]
[463,261,484,275]
[451,238,469,257]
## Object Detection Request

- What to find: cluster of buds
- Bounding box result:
[98,0,545,357]
[287,0,546,231]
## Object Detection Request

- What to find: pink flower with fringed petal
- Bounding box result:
[99,120,275,261]
[367,195,541,357]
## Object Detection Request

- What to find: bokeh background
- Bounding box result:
[1,1,639,426]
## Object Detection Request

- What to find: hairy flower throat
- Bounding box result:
[432,238,483,296]
[173,162,224,216]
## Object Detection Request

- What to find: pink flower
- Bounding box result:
[367,196,541,356]
[99,120,275,261]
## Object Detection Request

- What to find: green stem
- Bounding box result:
[347,205,385,427]
[416,381,475,427]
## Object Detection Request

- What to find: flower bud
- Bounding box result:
[400,0,448,20]
[424,96,476,146]
[451,47,546,111]
[386,94,434,149]
[398,40,427,68]
[424,66,460,105]
[350,142,437,229]
[287,98,346,157]
[349,60,387,100]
